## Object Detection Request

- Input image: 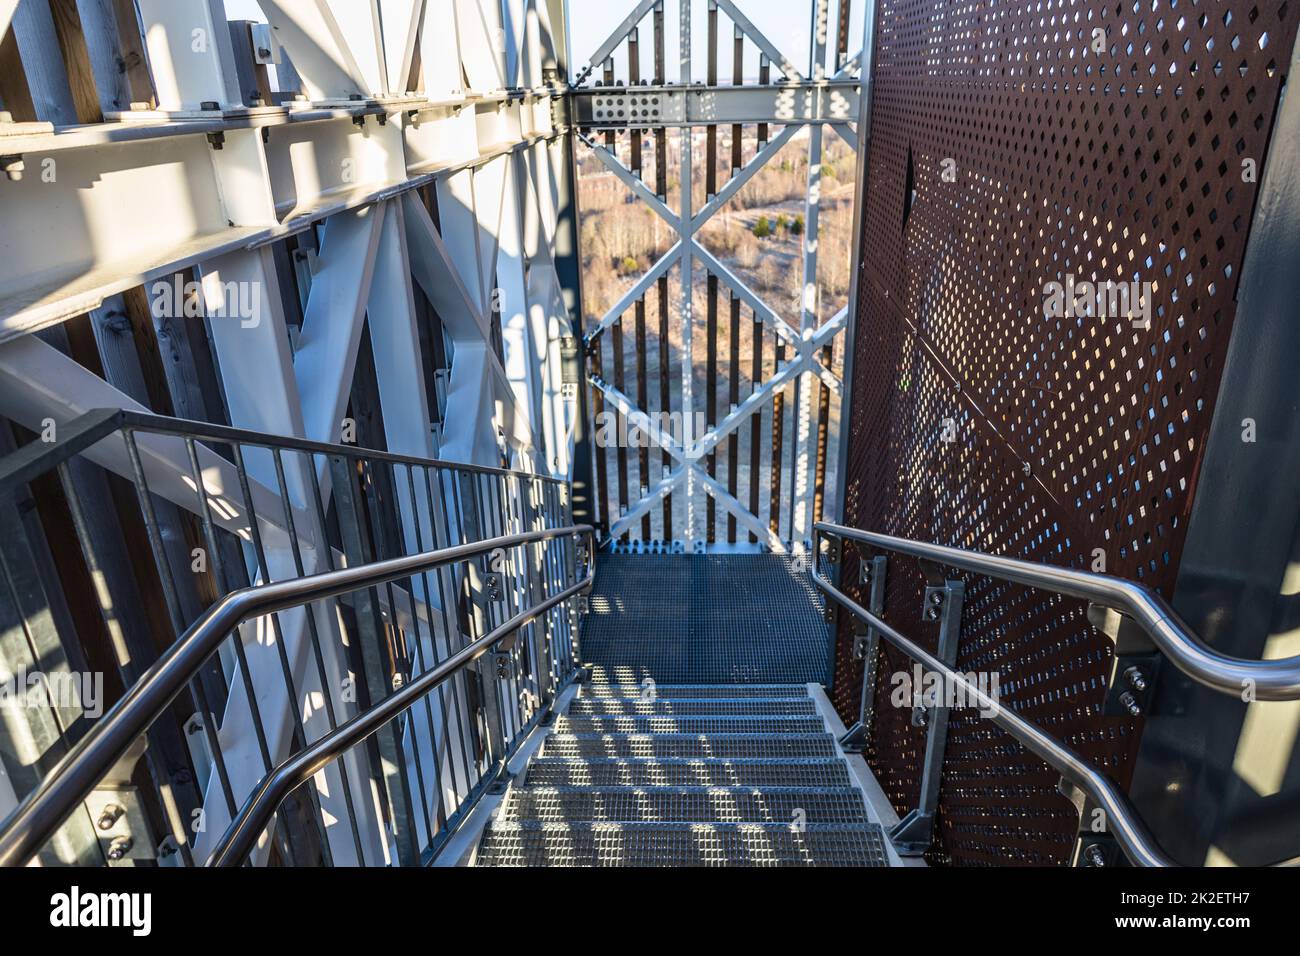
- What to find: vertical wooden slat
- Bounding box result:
[602,57,615,150]
[769,339,786,539]
[46,1,100,122]
[653,2,672,542]
[629,26,650,541]
[728,23,744,544]
[812,343,833,524]
[590,335,611,532]
[835,0,853,72]
[612,318,629,540]
[757,54,770,147]
[748,311,763,543]
[0,28,37,120]
[704,0,718,544]
[110,0,155,107]
[726,295,740,542]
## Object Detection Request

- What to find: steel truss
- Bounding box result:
[0,0,582,865]
[573,0,864,552]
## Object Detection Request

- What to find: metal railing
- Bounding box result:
[0,409,585,867]
[815,522,1300,701]
[0,525,593,868]
[812,520,1300,867]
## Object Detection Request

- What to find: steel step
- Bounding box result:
[539,733,839,759]
[578,684,810,699]
[567,697,819,716]
[551,715,826,735]
[497,786,870,824]
[475,821,889,866]
[523,757,855,788]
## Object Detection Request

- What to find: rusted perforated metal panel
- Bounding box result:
[834,1,1300,865]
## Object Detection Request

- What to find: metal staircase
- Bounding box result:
[472,553,892,866]
[474,682,889,866]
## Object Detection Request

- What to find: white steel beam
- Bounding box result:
[255,0,369,101]
[293,203,386,445]
[135,0,244,111]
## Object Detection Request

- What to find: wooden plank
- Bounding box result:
[726,294,739,542]
[748,311,762,542]
[628,27,650,541]
[10,0,78,123]
[769,338,785,538]
[109,0,155,107]
[0,26,37,120]
[653,1,670,542]
[812,342,832,523]
[611,317,629,540]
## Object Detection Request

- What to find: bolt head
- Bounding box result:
[1124,666,1148,692]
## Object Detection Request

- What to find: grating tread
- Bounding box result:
[498,786,869,824]
[578,684,810,699]
[580,555,830,684]
[475,822,889,867]
[567,697,819,716]
[552,715,825,735]
[523,757,855,788]
[540,733,839,759]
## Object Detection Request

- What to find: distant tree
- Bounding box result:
[752,215,772,238]
[790,214,805,236]
[776,213,789,232]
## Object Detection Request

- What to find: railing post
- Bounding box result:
[890,573,964,856]
[840,553,888,754]
[522,477,556,715]
[328,456,421,867]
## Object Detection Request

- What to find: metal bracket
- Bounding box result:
[1088,603,1162,717]
[839,721,870,754]
[890,808,936,855]
[84,736,156,865]
[889,577,964,857]
[1060,777,1127,867]
[851,554,889,745]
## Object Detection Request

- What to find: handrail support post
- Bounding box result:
[840,553,888,754]
[890,577,964,856]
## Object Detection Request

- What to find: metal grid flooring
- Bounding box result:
[498,787,871,824]
[580,555,831,684]
[540,733,841,759]
[552,715,827,735]
[567,697,820,716]
[524,758,856,788]
[475,822,889,867]
[476,683,891,867]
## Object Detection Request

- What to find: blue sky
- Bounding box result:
[224,1,864,84]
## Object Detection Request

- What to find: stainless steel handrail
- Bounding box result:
[0,524,594,868]
[208,577,589,866]
[815,521,1300,700]
[812,570,1176,867]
